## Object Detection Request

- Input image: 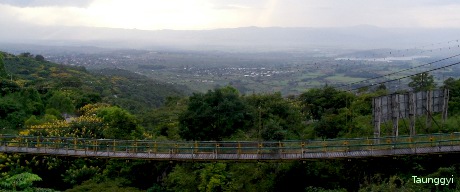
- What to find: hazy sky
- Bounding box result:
[1,0,460,30]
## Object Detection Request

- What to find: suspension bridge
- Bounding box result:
[1,133,460,161]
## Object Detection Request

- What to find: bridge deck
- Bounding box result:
[2,133,460,160]
[1,145,460,160]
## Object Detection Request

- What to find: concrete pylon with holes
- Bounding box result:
[372,89,449,140]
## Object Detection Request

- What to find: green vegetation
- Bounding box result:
[0,54,7,78]
[1,52,186,116]
[0,172,42,191]
[179,86,249,141]
[408,72,436,92]
[98,106,143,139]
[2,50,460,191]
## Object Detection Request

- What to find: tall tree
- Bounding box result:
[179,86,248,141]
[442,77,456,90]
[97,106,143,139]
[299,85,355,120]
[0,95,27,129]
[245,92,303,140]
[20,88,44,115]
[408,72,436,92]
[47,91,75,116]
[442,77,460,114]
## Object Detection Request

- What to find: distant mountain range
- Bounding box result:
[1,22,459,51]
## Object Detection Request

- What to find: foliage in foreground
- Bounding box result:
[0,172,42,191]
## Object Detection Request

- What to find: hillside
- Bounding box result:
[1,51,188,113]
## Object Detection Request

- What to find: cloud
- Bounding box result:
[1,0,460,30]
[0,0,94,8]
[253,0,460,28]
[213,4,251,10]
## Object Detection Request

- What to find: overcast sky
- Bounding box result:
[1,0,460,30]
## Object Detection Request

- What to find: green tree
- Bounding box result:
[0,53,7,78]
[244,92,303,140]
[19,52,32,57]
[20,88,44,116]
[442,77,460,114]
[314,113,347,139]
[35,54,45,62]
[75,93,102,109]
[164,164,199,192]
[441,77,456,90]
[140,97,187,140]
[198,163,229,192]
[62,165,101,186]
[179,86,248,141]
[24,114,58,127]
[0,95,27,130]
[408,72,436,92]
[65,179,143,192]
[299,85,355,120]
[102,159,169,190]
[47,91,75,115]
[97,106,143,139]
[260,118,286,141]
[0,80,20,96]
[0,172,42,191]
[375,83,387,93]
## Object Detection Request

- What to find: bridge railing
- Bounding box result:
[2,133,460,156]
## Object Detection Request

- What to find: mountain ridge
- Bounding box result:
[1,22,459,51]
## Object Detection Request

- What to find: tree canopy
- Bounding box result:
[244,92,303,140]
[97,106,143,139]
[0,172,42,191]
[179,86,248,141]
[408,72,436,92]
[299,85,355,120]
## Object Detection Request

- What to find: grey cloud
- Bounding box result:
[213,4,249,10]
[416,0,460,5]
[0,0,94,7]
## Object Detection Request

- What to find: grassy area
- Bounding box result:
[325,74,366,83]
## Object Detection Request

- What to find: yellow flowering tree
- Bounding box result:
[20,103,111,139]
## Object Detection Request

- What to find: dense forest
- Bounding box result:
[2,51,460,191]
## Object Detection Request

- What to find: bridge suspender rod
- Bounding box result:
[113,139,116,153]
[238,142,241,155]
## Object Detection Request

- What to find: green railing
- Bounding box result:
[1,133,460,156]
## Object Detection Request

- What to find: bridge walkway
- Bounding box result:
[1,133,460,161]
